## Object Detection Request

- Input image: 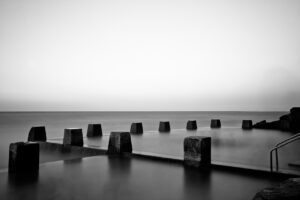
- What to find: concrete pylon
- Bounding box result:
[184,136,211,168]
[130,122,143,134]
[107,132,132,155]
[186,120,197,130]
[242,120,253,129]
[28,126,47,142]
[159,121,170,132]
[63,128,83,146]
[87,124,102,137]
[9,142,39,173]
[210,119,221,128]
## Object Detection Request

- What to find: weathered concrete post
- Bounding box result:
[186,120,197,130]
[130,122,143,134]
[159,121,170,132]
[242,120,253,129]
[63,128,83,146]
[184,136,211,168]
[9,142,39,173]
[28,126,47,142]
[87,124,102,137]
[107,132,132,155]
[210,119,221,128]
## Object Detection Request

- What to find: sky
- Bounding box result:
[0,0,300,111]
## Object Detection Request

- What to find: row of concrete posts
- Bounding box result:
[9,126,214,173]
[26,119,253,143]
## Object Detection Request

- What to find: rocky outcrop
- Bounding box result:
[186,120,197,130]
[253,178,300,200]
[9,142,39,173]
[28,126,47,142]
[253,107,300,133]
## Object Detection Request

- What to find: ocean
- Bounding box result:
[1,111,299,172]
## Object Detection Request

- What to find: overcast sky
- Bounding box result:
[0,0,299,111]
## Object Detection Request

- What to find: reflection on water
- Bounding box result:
[0,156,285,200]
[8,171,39,187]
[183,167,212,200]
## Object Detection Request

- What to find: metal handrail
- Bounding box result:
[273,132,300,171]
[270,133,300,172]
[275,132,300,147]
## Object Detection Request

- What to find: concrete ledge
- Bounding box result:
[39,142,106,156]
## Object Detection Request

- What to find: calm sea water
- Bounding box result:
[1,111,299,171]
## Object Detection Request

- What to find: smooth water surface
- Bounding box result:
[0,156,284,200]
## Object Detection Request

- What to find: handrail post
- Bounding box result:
[270,150,273,172]
[275,149,279,171]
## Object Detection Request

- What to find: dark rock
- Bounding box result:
[9,142,39,173]
[130,122,143,134]
[186,120,197,130]
[210,119,221,128]
[87,124,102,137]
[63,128,83,147]
[242,120,253,129]
[254,107,300,133]
[107,132,132,155]
[253,178,300,200]
[290,107,300,133]
[28,126,47,142]
[253,120,267,128]
[184,136,211,168]
[280,114,291,121]
[159,121,170,132]
[280,119,291,131]
[253,120,281,130]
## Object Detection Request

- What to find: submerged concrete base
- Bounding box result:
[242,120,253,130]
[186,120,197,130]
[28,126,47,142]
[107,132,132,155]
[87,124,102,137]
[63,128,83,147]
[211,119,221,128]
[253,178,300,200]
[9,142,39,173]
[130,123,143,134]
[159,121,170,132]
[184,136,211,168]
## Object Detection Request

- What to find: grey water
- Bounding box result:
[0,111,299,172]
